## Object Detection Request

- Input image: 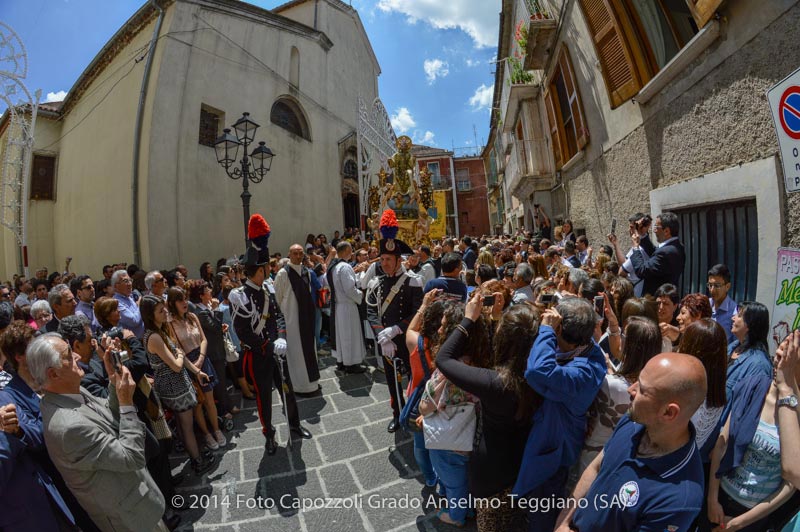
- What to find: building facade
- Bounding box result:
[453,156,491,237]
[0,0,381,279]
[487,0,800,305]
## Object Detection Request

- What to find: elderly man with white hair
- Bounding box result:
[45,283,77,333]
[144,270,167,300]
[29,333,168,532]
[112,270,144,337]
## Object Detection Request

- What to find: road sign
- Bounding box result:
[767,67,800,193]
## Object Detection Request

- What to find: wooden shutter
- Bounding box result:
[686,0,723,28]
[559,49,589,150]
[31,155,55,200]
[543,90,563,169]
[579,0,646,109]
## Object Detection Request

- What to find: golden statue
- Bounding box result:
[387,135,415,196]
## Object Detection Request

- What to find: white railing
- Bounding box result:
[514,138,551,177]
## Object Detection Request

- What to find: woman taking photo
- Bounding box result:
[662,292,712,345]
[433,294,529,530]
[167,286,226,451]
[141,295,215,474]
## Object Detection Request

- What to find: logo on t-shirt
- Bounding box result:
[618,481,640,507]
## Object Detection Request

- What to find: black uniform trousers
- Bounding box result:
[381,343,410,419]
[243,342,300,436]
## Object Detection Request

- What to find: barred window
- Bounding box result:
[270,98,310,140]
[199,106,222,147]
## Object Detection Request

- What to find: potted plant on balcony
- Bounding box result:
[528,0,549,20]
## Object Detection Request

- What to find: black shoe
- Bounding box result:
[387,418,400,433]
[163,510,182,531]
[192,454,215,475]
[290,426,312,439]
[336,362,345,371]
[265,434,278,455]
[170,472,185,487]
[344,364,367,374]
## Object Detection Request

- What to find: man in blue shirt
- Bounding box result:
[555,353,707,532]
[514,297,607,531]
[423,252,467,302]
[460,236,477,271]
[111,270,144,337]
[707,264,737,344]
[71,275,99,334]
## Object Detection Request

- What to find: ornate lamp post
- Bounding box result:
[214,112,275,246]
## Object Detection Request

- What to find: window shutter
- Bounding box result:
[685,0,723,28]
[559,49,589,150]
[543,90,563,169]
[579,0,644,108]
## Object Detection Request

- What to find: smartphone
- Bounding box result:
[611,218,617,235]
[594,295,605,317]
[541,293,555,304]
[483,294,496,307]
[110,350,123,375]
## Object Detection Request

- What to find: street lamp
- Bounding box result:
[214,112,275,246]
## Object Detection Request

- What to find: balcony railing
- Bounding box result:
[514,138,551,178]
[432,177,451,190]
[456,180,472,192]
[519,0,558,70]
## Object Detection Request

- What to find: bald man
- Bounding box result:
[556,353,707,532]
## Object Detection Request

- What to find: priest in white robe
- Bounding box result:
[327,242,367,374]
[274,244,321,394]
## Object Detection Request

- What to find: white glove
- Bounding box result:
[273,338,288,356]
[378,325,402,345]
[380,340,397,359]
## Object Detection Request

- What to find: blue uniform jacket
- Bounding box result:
[513,325,607,496]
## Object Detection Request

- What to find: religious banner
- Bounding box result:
[429,191,447,240]
[771,247,800,352]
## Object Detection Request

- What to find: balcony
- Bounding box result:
[501,59,540,135]
[508,138,554,200]
[456,179,472,192]
[431,176,451,190]
[521,0,558,70]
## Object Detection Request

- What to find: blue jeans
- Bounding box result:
[413,431,436,485]
[430,449,470,524]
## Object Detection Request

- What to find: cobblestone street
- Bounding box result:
[171,353,477,531]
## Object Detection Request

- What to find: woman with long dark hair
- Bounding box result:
[141,295,214,474]
[434,293,540,530]
[726,302,772,401]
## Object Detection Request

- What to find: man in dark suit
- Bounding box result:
[630,212,686,296]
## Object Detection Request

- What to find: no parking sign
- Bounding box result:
[768,67,800,193]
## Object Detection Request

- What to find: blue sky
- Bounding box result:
[2,0,500,154]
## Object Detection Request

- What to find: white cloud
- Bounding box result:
[423,58,450,84]
[377,0,500,48]
[413,130,436,145]
[390,107,416,133]
[44,90,67,102]
[465,58,481,67]
[468,83,494,111]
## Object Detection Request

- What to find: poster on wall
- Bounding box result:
[771,247,800,352]
[429,191,447,240]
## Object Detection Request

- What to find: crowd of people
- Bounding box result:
[1,208,799,532]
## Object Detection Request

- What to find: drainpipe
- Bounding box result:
[449,155,459,237]
[132,0,165,267]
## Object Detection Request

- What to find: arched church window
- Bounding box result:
[270,98,310,140]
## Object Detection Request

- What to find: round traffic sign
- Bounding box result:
[779,86,800,140]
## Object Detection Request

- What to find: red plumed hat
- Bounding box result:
[247,214,271,253]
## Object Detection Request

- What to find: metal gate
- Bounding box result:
[674,200,758,303]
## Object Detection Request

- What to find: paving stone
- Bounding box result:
[318,463,359,499]
[211,448,244,483]
[237,514,301,532]
[320,408,368,433]
[329,387,376,412]
[298,396,337,420]
[351,449,411,492]
[288,437,324,470]
[303,505,366,531]
[360,478,439,531]
[172,485,223,526]
[232,427,269,451]
[361,419,413,451]
[241,446,292,480]
[316,428,369,462]
[253,471,323,517]
[360,401,395,422]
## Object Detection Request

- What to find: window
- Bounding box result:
[579,0,715,108]
[674,200,758,302]
[343,159,357,179]
[270,98,310,140]
[544,48,588,169]
[290,46,300,88]
[198,106,222,147]
[427,162,440,177]
[31,155,55,200]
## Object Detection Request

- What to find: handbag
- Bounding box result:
[223,331,239,362]
[400,336,432,432]
[422,383,477,452]
[317,286,330,309]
